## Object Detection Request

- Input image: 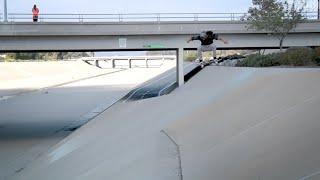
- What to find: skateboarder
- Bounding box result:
[187,30,228,64]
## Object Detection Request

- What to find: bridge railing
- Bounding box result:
[4,12,318,22]
[82,55,176,69]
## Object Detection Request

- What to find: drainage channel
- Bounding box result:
[63,63,203,131]
[122,62,202,101]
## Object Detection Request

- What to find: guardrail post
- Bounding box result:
[95,59,100,68]
[157,14,160,22]
[78,14,83,22]
[112,59,115,68]
[162,57,165,66]
[194,14,198,21]
[128,58,131,68]
[177,48,184,87]
[145,58,148,68]
[118,14,122,22]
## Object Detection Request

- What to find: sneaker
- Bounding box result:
[200,60,208,68]
[194,59,203,63]
[209,57,215,63]
[200,62,205,68]
[211,58,219,64]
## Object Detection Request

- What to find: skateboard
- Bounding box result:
[197,59,218,68]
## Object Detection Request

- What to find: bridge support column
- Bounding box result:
[177,48,184,87]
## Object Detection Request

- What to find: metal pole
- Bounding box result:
[318,0,320,20]
[4,0,8,22]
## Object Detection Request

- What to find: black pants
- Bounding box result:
[33,16,38,22]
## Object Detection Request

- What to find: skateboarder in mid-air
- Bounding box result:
[187,30,228,64]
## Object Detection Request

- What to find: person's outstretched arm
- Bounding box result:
[187,37,193,43]
[187,35,200,43]
[218,37,228,44]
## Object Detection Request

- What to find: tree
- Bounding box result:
[245,0,305,51]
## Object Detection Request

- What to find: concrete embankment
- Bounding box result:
[1,60,178,180]
[11,66,320,180]
[0,60,120,98]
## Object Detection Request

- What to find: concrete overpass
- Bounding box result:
[0,21,319,51]
[1,20,319,86]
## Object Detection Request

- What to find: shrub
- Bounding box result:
[237,47,319,67]
[236,53,280,67]
[184,51,197,62]
[221,54,245,61]
[236,54,260,67]
[184,51,217,61]
[314,47,320,65]
[278,47,316,66]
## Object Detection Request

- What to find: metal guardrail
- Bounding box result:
[82,55,176,69]
[5,13,247,22]
[3,12,318,22]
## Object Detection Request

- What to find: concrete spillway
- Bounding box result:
[10,66,320,180]
[0,60,177,180]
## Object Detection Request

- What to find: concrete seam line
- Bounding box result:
[39,69,126,90]
[158,81,176,96]
[161,130,183,180]
[299,169,320,180]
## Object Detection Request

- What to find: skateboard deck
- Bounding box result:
[197,60,217,68]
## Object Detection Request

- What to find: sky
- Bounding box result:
[0,0,251,13]
[3,0,317,14]
[5,0,253,13]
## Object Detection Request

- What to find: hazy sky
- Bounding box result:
[6,0,249,13]
[5,0,317,14]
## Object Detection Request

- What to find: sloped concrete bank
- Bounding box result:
[11,66,320,180]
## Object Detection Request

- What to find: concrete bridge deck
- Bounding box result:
[1,21,320,35]
[1,20,319,87]
[0,21,319,52]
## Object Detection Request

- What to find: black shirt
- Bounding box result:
[191,34,219,45]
